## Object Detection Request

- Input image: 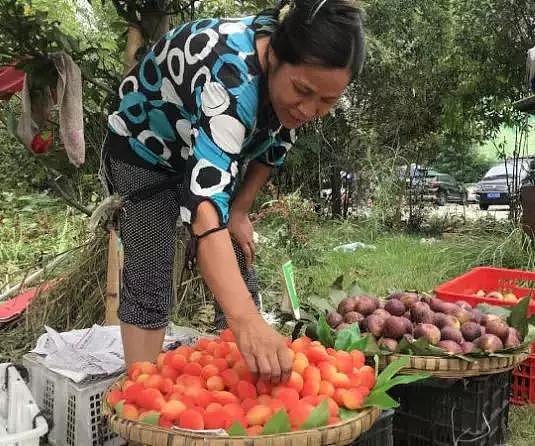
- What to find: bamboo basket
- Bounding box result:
[103,376,381,446]
[378,347,531,378]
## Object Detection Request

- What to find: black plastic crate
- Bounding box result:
[393,405,508,446]
[391,371,512,446]
[352,410,394,446]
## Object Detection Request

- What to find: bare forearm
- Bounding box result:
[232,161,273,213]
[191,200,292,382]
[192,201,258,321]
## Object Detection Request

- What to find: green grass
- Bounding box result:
[509,405,535,446]
[0,190,87,291]
[255,217,534,301]
[256,216,535,445]
[2,192,534,444]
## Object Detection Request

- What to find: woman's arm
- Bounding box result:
[228,161,273,266]
[193,201,292,384]
[231,160,273,214]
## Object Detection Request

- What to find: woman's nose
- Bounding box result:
[297,100,317,120]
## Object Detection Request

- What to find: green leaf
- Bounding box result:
[332,275,344,289]
[339,407,360,421]
[227,421,248,436]
[507,297,530,339]
[475,303,511,319]
[301,399,329,429]
[374,373,431,394]
[335,324,360,350]
[303,322,318,340]
[343,333,380,355]
[329,288,348,307]
[363,391,399,409]
[114,400,125,416]
[410,337,433,355]
[5,111,19,139]
[425,344,476,362]
[139,410,160,426]
[308,295,335,314]
[346,281,366,297]
[358,335,380,355]
[317,314,335,348]
[261,410,291,435]
[375,356,410,388]
[395,337,412,353]
[328,275,347,307]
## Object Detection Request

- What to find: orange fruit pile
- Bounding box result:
[107,330,375,435]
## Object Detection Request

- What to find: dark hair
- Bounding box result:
[269,0,365,77]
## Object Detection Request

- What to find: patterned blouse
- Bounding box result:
[107,12,296,225]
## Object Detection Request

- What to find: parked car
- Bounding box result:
[475,158,534,210]
[411,170,467,206]
[465,183,479,203]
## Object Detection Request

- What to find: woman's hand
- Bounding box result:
[228,210,255,267]
[228,312,292,384]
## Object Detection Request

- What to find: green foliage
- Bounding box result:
[0,190,87,287]
[227,421,248,436]
[316,314,335,348]
[338,357,430,413]
[363,375,428,409]
[433,141,495,183]
[261,410,291,435]
[300,399,329,429]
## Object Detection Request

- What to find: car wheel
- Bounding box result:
[479,203,489,211]
[437,191,447,206]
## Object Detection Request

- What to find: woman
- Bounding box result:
[101,0,365,384]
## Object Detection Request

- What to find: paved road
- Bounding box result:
[430,203,510,221]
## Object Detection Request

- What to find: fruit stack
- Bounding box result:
[321,290,533,445]
[105,329,378,437]
[327,292,525,356]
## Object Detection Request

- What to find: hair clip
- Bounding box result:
[305,0,328,24]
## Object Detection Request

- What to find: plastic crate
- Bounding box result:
[511,353,535,405]
[0,363,48,445]
[391,371,512,446]
[393,407,508,446]
[22,354,125,446]
[434,266,535,317]
[352,409,393,446]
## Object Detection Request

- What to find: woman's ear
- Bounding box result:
[268,44,280,73]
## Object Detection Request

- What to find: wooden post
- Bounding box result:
[124,25,145,73]
[104,23,144,326]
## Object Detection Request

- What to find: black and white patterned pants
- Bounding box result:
[101,151,260,330]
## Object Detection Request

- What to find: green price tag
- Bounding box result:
[282,260,300,319]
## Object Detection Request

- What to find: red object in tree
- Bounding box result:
[30,130,53,154]
[0,65,24,100]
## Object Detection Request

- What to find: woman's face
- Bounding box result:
[268,52,351,129]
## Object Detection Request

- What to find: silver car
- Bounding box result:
[475,159,533,210]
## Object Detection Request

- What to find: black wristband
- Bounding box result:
[185,225,227,270]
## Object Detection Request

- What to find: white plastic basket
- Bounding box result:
[0,363,48,446]
[22,354,124,446]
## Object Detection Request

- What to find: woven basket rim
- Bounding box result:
[103,374,381,442]
[378,347,530,377]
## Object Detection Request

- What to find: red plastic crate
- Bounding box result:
[511,354,535,405]
[434,267,535,317]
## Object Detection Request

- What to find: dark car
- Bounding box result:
[411,170,467,206]
[475,158,533,210]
